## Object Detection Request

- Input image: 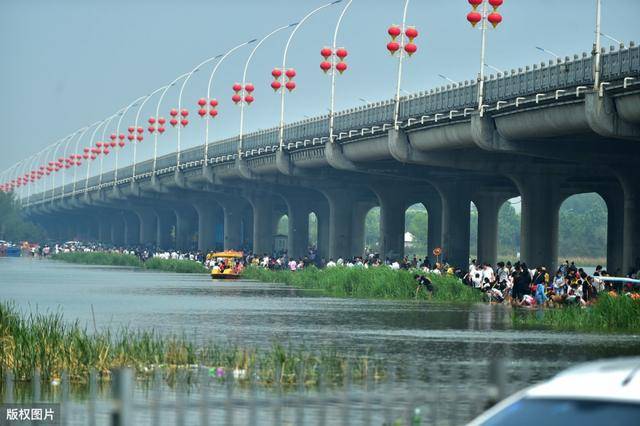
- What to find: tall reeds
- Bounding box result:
[51,252,208,274]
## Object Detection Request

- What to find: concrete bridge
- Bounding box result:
[22,44,640,274]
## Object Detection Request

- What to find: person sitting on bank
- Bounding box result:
[414,274,434,298]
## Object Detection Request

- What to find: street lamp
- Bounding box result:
[386,0,420,129]
[466,0,505,116]
[131,85,170,180]
[113,97,146,183]
[535,46,560,60]
[593,0,602,90]
[600,32,622,46]
[438,74,456,84]
[484,63,505,74]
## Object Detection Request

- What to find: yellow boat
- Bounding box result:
[209,250,244,280]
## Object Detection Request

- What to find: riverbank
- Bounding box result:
[0,302,383,386]
[51,252,208,273]
[244,266,483,302]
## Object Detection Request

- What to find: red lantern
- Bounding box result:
[387,41,401,54]
[119,134,125,140]
[245,83,255,93]
[137,127,143,134]
[197,98,207,107]
[209,109,218,118]
[489,0,503,9]
[83,153,89,159]
[320,61,332,73]
[271,81,282,91]
[118,141,125,148]
[335,62,348,74]
[148,126,156,133]
[148,117,156,125]
[90,154,97,160]
[468,0,483,10]
[198,108,207,117]
[232,83,243,92]
[209,99,218,107]
[103,148,110,155]
[170,108,178,117]
[158,126,166,133]
[487,12,502,27]
[83,147,90,153]
[405,27,418,41]
[110,134,116,141]
[232,94,242,104]
[320,47,332,59]
[136,135,143,142]
[170,118,178,127]
[285,81,296,92]
[336,48,348,59]
[180,109,189,117]
[388,25,402,39]
[76,161,82,166]
[467,11,482,27]
[96,142,103,147]
[404,43,417,56]
[285,68,296,79]
[158,117,166,125]
[110,141,116,148]
[128,126,135,133]
[272,68,282,79]
[244,95,254,104]
[127,134,135,141]
[180,119,189,127]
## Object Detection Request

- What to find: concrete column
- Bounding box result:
[155,209,175,250]
[134,208,157,246]
[616,171,640,275]
[110,215,125,246]
[374,188,406,261]
[436,182,472,268]
[315,204,330,261]
[193,201,220,252]
[516,175,562,270]
[251,196,274,255]
[323,189,355,260]
[241,207,253,251]
[98,220,110,244]
[123,212,140,246]
[174,207,197,251]
[474,193,508,266]
[351,202,374,258]
[286,202,310,259]
[424,194,443,260]
[601,189,625,275]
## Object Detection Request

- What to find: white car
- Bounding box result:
[468,357,640,425]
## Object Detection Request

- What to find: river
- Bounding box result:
[1,257,639,424]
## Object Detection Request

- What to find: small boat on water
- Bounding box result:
[209,251,244,280]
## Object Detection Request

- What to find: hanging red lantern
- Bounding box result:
[468,0,483,10]
[83,147,90,153]
[320,47,332,59]
[320,61,332,73]
[405,27,418,41]
[467,11,482,27]
[170,118,178,127]
[404,43,418,56]
[148,126,156,133]
[128,126,135,133]
[197,98,207,107]
[110,134,116,141]
[245,83,255,93]
[95,141,102,148]
[148,117,156,125]
[271,81,282,91]
[387,41,401,54]
[232,94,242,104]
[388,25,402,40]
[103,148,110,155]
[180,109,189,117]
[127,134,135,141]
[82,153,89,159]
[137,127,143,133]
[76,161,82,166]
[335,62,348,74]
[109,141,116,148]
[158,126,166,133]
[170,108,178,117]
[180,119,189,127]
[244,95,254,104]
[90,154,97,160]
[487,12,502,27]
[119,134,125,141]
[285,81,296,92]
[232,83,243,92]
[336,48,348,59]
[272,68,282,79]
[158,117,166,125]
[285,69,296,79]
[118,141,125,148]
[209,109,218,118]
[489,0,503,9]
[209,99,218,107]
[136,135,143,141]
[198,108,207,117]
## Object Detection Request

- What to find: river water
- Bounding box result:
[2,257,640,425]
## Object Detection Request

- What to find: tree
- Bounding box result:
[0,192,45,242]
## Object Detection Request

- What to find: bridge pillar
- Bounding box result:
[374,188,406,261]
[287,202,310,259]
[155,209,175,250]
[220,201,244,251]
[110,215,125,247]
[134,208,158,246]
[435,182,472,268]
[323,189,356,260]
[98,219,110,244]
[123,212,140,246]
[473,193,509,266]
[351,201,375,258]
[616,171,640,276]
[601,189,625,275]
[174,207,197,251]
[251,197,274,256]
[425,194,443,262]
[193,201,221,253]
[515,175,562,270]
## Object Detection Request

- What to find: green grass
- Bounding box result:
[0,302,384,386]
[243,266,483,303]
[513,294,640,333]
[51,252,208,274]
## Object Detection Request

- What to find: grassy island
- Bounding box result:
[51,252,208,274]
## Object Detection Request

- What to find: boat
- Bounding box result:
[209,250,244,280]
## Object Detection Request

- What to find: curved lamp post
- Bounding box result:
[114,96,146,182]
[84,114,119,192]
[98,109,126,186]
[50,131,82,201]
[277,0,342,150]
[66,121,103,197]
[131,85,170,180]
[328,0,354,143]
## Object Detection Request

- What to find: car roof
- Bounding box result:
[525,357,640,403]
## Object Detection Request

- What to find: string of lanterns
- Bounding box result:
[386,25,419,56]
[320,47,349,74]
[467,0,503,28]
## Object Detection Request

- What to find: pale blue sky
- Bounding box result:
[1,0,638,174]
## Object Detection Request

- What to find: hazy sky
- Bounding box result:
[1,0,638,175]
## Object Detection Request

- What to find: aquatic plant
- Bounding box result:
[243,266,483,303]
[51,252,208,274]
[513,294,640,333]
